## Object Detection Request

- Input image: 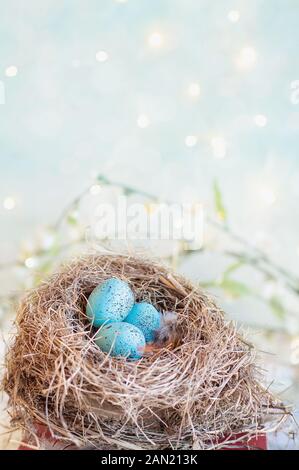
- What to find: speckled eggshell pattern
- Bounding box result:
[124,302,162,343]
[86,278,134,327]
[95,322,145,360]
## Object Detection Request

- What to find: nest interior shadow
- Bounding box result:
[3,254,283,449]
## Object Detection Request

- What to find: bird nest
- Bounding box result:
[3,254,284,449]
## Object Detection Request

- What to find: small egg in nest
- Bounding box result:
[86,278,134,327]
[125,302,161,343]
[95,322,145,360]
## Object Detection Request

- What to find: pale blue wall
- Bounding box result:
[1,0,298,274]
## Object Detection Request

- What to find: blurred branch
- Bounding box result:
[0,174,298,328]
[1,173,298,289]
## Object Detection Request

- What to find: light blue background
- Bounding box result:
[1,2,299,447]
[0,0,298,274]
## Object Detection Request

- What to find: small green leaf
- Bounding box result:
[123,187,134,196]
[213,181,227,222]
[199,280,218,289]
[220,278,251,298]
[223,261,244,278]
[97,175,109,184]
[269,296,285,320]
[67,214,78,226]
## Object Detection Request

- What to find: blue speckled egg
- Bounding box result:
[124,302,161,343]
[95,322,145,359]
[86,278,134,327]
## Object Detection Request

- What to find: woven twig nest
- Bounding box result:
[3,254,283,449]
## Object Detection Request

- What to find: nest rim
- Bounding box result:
[3,253,284,450]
